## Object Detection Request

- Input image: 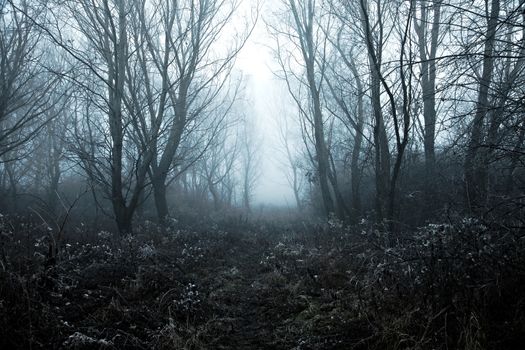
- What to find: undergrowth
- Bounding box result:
[0,215,524,349]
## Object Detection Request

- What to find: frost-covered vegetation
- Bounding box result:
[1,214,524,349]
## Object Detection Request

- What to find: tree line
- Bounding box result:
[0,0,260,232]
[0,0,524,233]
[271,0,524,228]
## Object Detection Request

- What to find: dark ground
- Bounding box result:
[1,216,524,349]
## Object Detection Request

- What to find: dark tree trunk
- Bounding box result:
[464,0,500,213]
[114,205,133,235]
[413,0,441,219]
[153,178,169,223]
[360,0,391,221]
[372,80,391,221]
[289,0,335,217]
[350,78,364,222]
[6,163,18,213]
[208,180,221,211]
[47,160,61,215]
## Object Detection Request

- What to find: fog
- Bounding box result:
[0,0,524,348]
[235,0,297,207]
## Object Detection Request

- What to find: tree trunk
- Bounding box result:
[109,0,133,235]
[153,178,169,223]
[350,68,364,222]
[328,155,349,219]
[289,0,335,217]
[5,163,17,213]
[308,52,335,217]
[422,64,438,217]
[208,180,221,211]
[150,82,188,222]
[464,0,500,213]
[243,178,251,213]
[332,44,364,222]
[47,154,61,215]
[315,115,335,217]
[414,0,441,219]
[47,175,60,215]
[292,165,303,210]
[372,77,391,221]
[505,124,525,193]
[360,0,391,221]
[114,204,133,235]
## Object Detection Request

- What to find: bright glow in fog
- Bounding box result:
[235,6,296,207]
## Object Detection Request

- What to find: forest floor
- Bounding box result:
[1,216,524,349]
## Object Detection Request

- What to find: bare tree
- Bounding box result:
[31,100,70,214]
[134,0,255,222]
[412,0,442,213]
[274,99,305,211]
[0,1,61,158]
[49,0,157,233]
[323,14,368,222]
[354,0,393,221]
[271,0,338,217]
[332,0,414,224]
[464,0,501,212]
[239,112,261,213]
[199,117,239,211]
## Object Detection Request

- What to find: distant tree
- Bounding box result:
[239,113,261,213]
[200,116,239,211]
[31,95,71,215]
[135,0,255,222]
[274,100,305,211]
[323,16,367,222]
[0,1,60,158]
[271,0,338,217]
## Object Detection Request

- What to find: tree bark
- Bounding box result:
[153,178,169,223]
[289,0,335,217]
[464,0,500,213]
[349,56,364,222]
[414,0,441,218]
[359,0,391,221]
[150,81,188,222]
